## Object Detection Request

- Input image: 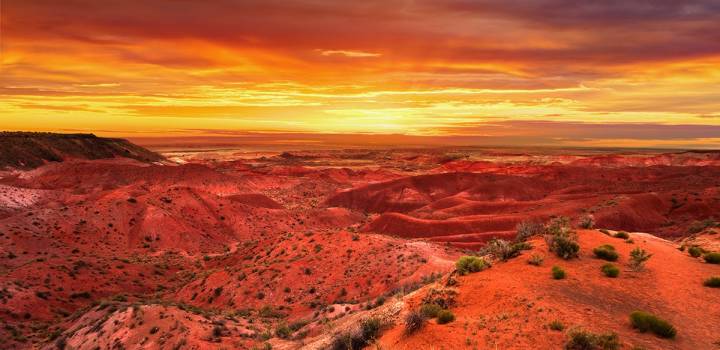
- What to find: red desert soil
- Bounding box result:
[1,144,719,349]
[377,230,720,350]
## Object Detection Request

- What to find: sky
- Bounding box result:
[1,0,720,148]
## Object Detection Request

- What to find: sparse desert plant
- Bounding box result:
[703,276,720,288]
[516,220,544,241]
[688,218,718,234]
[578,214,595,229]
[360,318,382,342]
[485,238,514,260]
[565,328,620,350]
[330,317,383,350]
[629,248,652,271]
[546,216,573,236]
[404,310,427,335]
[549,320,565,331]
[544,217,580,259]
[552,266,566,280]
[601,263,620,278]
[599,229,610,235]
[688,246,703,258]
[436,310,455,324]
[420,303,442,318]
[527,254,544,266]
[211,324,225,338]
[456,256,489,275]
[548,234,580,260]
[629,311,676,339]
[275,324,292,339]
[703,252,720,264]
[485,239,528,261]
[614,231,629,239]
[593,245,618,261]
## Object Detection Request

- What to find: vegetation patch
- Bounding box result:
[420,303,443,318]
[527,254,544,266]
[516,220,545,241]
[688,246,704,258]
[703,276,720,288]
[565,328,620,350]
[601,263,620,278]
[629,311,676,339]
[703,252,720,264]
[404,310,427,335]
[548,320,565,331]
[436,310,455,324]
[629,248,652,271]
[593,245,618,261]
[688,218,718,234]
[331,317,384,350]
[578,214,595,229]
[552,266,566,280]
[544,217,580,260]
[484,239,531,261]
[456,256,490,275]
[614,231,630,239]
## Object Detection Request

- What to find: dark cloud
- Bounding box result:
[5,0,719,73]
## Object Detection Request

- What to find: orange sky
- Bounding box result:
[1,1,720,148]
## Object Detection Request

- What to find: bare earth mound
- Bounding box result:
[0,132,164,169]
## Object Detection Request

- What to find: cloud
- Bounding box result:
[1,1,720,147]
[439,120,720,141]
[317,50,381,58]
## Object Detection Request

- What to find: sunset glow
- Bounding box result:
[2,1,720,147]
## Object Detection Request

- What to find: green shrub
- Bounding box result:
[565,329,620,350]
[360,318,382,341]
[703,276,720,288]
[331,317,383,350]
[546,217,572,236]
[629,311,676,339]
[544,217,580,259]
[456,256,489,275]
[420,303,442,318]
[549,320,565,331]
[688,218,718,234]
[614,231,629,239]
[546,233,580,260]
[552,266,566,280]
[404,310,427,335]
[436,310,455,324]
[601,263,620,278]
[703,252,720,264]
[275,324,292,339]
[486,239,520,261]
[593,245,618,261]
[629,248,652,271]
[516,220,544,241]
[513,241,533,251]
[688,246,703,258]
[578,214,595,229]
[527,254,544,266]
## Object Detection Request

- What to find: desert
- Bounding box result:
[0,133,718,349]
